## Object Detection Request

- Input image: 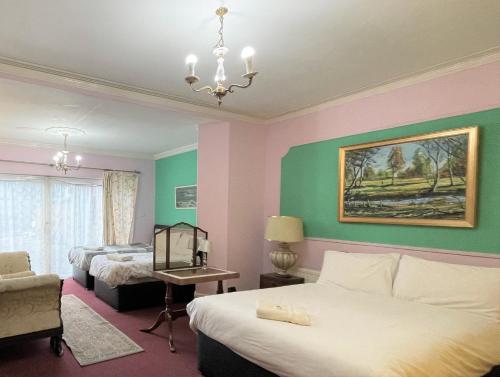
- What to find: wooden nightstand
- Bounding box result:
[260,273,305,289]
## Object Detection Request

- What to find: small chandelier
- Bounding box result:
[52,133,82,175]
[184,7,258,106]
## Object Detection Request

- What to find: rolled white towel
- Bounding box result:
[106,254,133,262]
[256,302,311,326]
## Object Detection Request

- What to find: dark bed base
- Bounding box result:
[72,265,94,290]
[197,331,277,377]
[197,331,500,377]
[94,278,195,311]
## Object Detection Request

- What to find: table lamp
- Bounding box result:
[265,216,304,276]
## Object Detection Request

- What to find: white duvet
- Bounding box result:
[187,283,500,377]
[89,253,154,287]
[68,244,152,270]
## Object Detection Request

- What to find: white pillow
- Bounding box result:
[393,255,500,321]
[317,250,401,296]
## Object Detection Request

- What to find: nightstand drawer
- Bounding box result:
[260,273,304,289]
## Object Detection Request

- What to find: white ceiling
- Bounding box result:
[0,0,499,119]
[0,77,205,157]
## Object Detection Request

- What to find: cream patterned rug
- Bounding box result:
[61,294,143,366]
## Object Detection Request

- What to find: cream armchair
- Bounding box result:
[0,251,64,356]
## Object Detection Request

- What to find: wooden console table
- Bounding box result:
[140,267,239,352]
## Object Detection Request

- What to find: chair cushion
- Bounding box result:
[0,271,36,280]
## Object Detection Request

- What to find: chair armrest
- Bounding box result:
[0,274,63,338]
[0,251,31,275]
[0,274,60,293]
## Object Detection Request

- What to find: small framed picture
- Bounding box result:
[175,185,197,209]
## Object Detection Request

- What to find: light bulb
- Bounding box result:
[185,54,198,77]
[75,155,82,162]
[241,46,255,59]
[53,155,60,162]
[57,151,63,158]
[241,46,255,74]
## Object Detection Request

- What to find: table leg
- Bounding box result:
[140,310,166,333]
[140,282,176,352]
[165,283,176,352]
[217,280,223,294]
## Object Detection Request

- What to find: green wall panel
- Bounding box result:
[155,150,197,225]
[281,108,500,254]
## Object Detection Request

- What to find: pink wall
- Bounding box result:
[263,60,500,272]
[197,122,231,275]
[197,121,268,291]
[0,144,155,243]
[226,121,267,289]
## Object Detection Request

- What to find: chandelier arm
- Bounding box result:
[227,77,254,93]
[189,84,215,94]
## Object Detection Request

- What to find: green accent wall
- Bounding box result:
[281,108,500,254]
[155,150,197,225]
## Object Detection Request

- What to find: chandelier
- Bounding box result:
[184,7,258,106]
[51,131,82,175]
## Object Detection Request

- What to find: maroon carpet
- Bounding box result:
[0,278,203,377]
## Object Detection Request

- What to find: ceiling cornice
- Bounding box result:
[0,56,265,124]
[0,47,499,130]
[154,143,198,160]
[0,138,155,160]
[265,47,500,124]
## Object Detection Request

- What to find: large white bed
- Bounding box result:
[187,252,500,377]
[188,283,500,377]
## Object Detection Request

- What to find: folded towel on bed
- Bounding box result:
[256,302,311,326]
[84,246,104,251]
[106,254,134,262]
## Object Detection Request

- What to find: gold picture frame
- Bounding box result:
[338,126,479,228]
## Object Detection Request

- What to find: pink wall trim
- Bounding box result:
[263,60,500,272]
[0,144,154,243]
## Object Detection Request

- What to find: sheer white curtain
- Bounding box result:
[0,176,45,272]
[0,175,103,277]
[50,178,103,277]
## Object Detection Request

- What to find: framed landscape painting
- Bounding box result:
[338,126,478,227]
[175,185,197,209]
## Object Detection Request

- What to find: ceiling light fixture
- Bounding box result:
[47,127,84,174]
[184,7,258,107]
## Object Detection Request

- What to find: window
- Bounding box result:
[0,175,103,277]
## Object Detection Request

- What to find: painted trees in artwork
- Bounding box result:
[387,146,405,185]
[344,148,379,196]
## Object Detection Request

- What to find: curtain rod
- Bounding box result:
[0,159,141,174]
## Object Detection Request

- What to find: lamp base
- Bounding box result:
[270,242,298,276]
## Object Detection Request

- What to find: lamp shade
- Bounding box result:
[198,239,212,253]
[265,216,304,243]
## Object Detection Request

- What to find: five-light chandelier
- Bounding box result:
[49,128,83,175]
[184,6,258,106]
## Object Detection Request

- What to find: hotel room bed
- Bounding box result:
[89,252,194,311]
[68,243,152,289]
[188,283,500,377]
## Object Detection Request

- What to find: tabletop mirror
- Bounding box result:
[153,222,208,271]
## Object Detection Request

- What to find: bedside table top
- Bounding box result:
[260,273,304,284]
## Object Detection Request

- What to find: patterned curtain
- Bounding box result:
[103,171,139,245]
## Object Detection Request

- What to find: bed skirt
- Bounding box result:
[72,265,94,290]
[197,331,500,377]
[94,278,195,311]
